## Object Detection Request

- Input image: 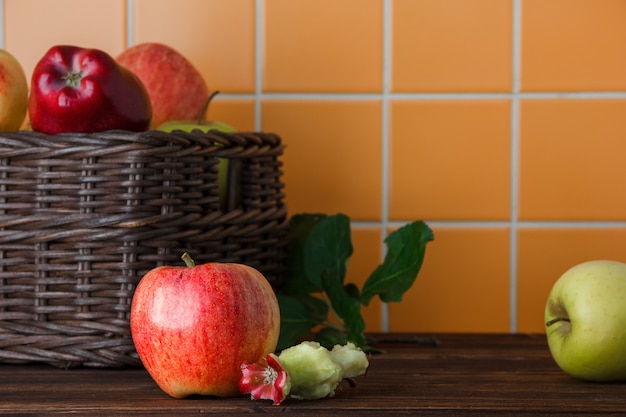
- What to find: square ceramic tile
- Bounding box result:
[263,0,383,92]
[517,228,626,333]
[389,99,511,221]
[347,227,384,332]
[133,0,256,93]
[388,227,510,333]
[262,99,383,221]
[5,0,126,79]
[521,0,626,91]
[392,0,513,92]
[209,99,256,132]
[519,99,626,221]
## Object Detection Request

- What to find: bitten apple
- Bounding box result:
[117,42,209,128]
[545,260,626,381]
[0,49,28,131]
[130,253,280,398]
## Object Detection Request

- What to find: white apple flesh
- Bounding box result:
[545,260,626,381]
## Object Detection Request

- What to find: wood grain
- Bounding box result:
[0,333,624,416]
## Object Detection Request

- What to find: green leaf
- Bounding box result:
[315,327,349,348]
[295,293,330,327]
[322,274,366,347]
[303,213,353,289]
[360,221,434,306]
[343,283,360,300]
[280,212,433,351]
[276,294,314,351]
[286,213,328,294]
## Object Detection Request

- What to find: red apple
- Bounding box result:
[130,253,280,398]
[117,42,209,128]
[29,45,152,134]
[0,49,28,131]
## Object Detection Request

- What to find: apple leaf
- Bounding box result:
[276,294,314,350]
[315,327,352,348]
[278,213,433,350]
[360,221,434,306]
[276,293,330,351]
[296,293,330,325]
[285,213,328,294]
[321,276,366,347]
[302,214,352,289]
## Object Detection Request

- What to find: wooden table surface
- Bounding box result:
[1,333,624,416]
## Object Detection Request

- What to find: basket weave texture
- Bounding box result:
[0,129,287,368]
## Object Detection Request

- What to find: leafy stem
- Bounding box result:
[276,213,434,351]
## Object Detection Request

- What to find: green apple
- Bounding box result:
[544,259,626,381]
[157,91,241,211]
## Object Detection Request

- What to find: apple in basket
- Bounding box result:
[116,42,209,128]
[0,49,28,131]
[29,45,152,134]
[130,253,280,398]
[157,91,240,211]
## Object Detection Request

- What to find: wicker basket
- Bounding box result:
[0,129,287,368]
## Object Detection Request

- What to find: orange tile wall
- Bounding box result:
[5,0,626,335]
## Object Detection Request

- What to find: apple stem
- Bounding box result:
[545,317,570,327]
[196,90,220,124]
[181,252,196,268]
[63,72,83,88]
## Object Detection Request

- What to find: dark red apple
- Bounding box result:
[29,45,152,134]
[130,254,280,398]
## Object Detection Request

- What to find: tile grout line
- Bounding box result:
[219,91,626,101]
[509,0,522,334]
[379,0,392,333]
[354,220,626,229]
[126,0,134,47]
[255,0,263,131]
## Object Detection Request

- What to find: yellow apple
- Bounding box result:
[545,260,626,381]
[0,49,28,131]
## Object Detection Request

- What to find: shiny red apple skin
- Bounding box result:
[130,260,280,398]
[29,45,152,134]
[116,42,209,128]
